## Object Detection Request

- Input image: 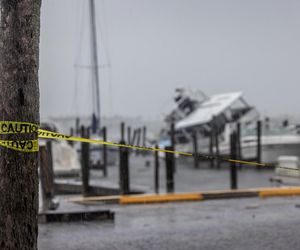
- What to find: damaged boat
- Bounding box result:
[161,88,300,164]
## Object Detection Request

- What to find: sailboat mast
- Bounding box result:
[89,0,101,131]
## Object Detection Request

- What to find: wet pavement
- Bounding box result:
[39,196,300,250]
[38,154,300,249]
[86,154,278,193]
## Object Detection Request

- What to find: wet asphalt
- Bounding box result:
[39,196,300,250]
[87,155,277,193]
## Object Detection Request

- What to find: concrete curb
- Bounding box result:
[259,187,300,198]
[68,187,300,205]
[119,193,204,204]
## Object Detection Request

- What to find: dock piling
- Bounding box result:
[142,126,147,156]
[39,142,56,211]
[119,140,130,195]
[131,129,137,147]
[257,120,262,169]
[192,131,199,168]
[209,129,214,168]
[154,144,160,194]
[136,128,141,155]
[69,127,74,147]
[237,122,242,169]
[127,126,131,145]
[102,126,108,177]
[213,116,220,169]
[75,117,80,135]
[142,126,146,146]
[170,123,176,173]
[230,132,238,189]
[121,122,125,141]
[165,146,174,193]
[81,126,90,196]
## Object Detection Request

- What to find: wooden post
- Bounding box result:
[142,126,146,146]
[69,127,74,147]
[39,144,55,211]
[214,118,220,169]
[154,144,160,194]
[136,128,141,155]
[257,120,262,168]
[170,123,176,148]
[142,126,147,155]
[230,132,238,189]
[102,126,108,177]
[131,129,137,145]
[81,126,90,196]
[127,126,131,145]
[121,122,125,141]
[119,140,130,194]
[209,128,214,168]
[75,117,80,135]
[87,126,91,137]
[165,146,174,193]
[237,122,242,169]
[170,123,176,173]
[46,140,54,176]
[136,128,141,146]
[192,131,199,168]
[215,133,219,167]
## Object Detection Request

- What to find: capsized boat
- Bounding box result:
[161,89,300,164]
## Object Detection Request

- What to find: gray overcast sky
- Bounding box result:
[39,0,300,120]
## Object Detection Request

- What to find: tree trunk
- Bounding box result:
[0,1,41,249]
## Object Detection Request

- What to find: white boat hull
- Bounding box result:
[240,135,300,163]
[241,143,300,164]
[175,135,300,164]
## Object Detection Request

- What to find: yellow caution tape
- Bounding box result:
[0,139,39,152]
[38,129,273,168]
[0,121,39,152]
[0,121,38,134]
[38,129,192,156]
[0,121,274,167]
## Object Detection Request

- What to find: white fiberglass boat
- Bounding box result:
[161,89,300,164]
[238,126,300,163]
[40,122,81,176]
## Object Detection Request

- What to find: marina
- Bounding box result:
[1,0,300,249]
[36,8,300,246]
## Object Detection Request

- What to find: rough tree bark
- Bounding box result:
[0,1,41,249]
